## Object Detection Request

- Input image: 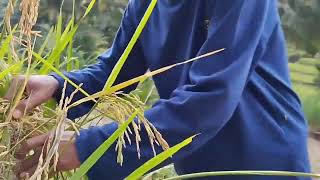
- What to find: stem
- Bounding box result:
[103,0,158,90]
[165,171,320,180]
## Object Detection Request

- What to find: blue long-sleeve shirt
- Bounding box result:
[51,0,311,179]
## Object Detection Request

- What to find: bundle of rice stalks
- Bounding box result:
[0,82,82,179]
[0,97,57,179]
[96,92,169,165]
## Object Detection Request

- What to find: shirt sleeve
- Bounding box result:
[50,0,148,119]
[75,0,274,179]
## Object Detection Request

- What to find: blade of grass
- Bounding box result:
[69,49,225,108]
[0,32,13,60]
[75,58,80,70]
[7,49,13,64]
[66,39,74,71]
[56,14,62,50]
[107,49,225,94]
[59,16,74,42]
[59,57,75,69]
[103,0,158,90]
[38,9,75,74]
[0,26,17,59]
[67,0,75,71]
[39,0,96,75]
[0,61,23,80]
[39,23,78,74]
[54,3,64,68]
[70,111,139,180]
[38,26,54,56]
[83,0,97,18]
[165,171,320,180]
[125,135,197,180]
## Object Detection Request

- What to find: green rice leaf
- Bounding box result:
[107,49,225,93]
[0,33,13,60]
[56,14,63,47]
[69,49,225,108]
[60,17,74,41]
[7,49,13,64]
[67,0,75,71]
[70,111,139,180]
[38,15,75,74]
[125,135,197,180]
[0,61,23,80]
[0,26,17,60]
[103,0,158,90]
[83,0,96,18]
[165,171,320,180]
[54,10,63,68]
[39,24,78,74]
[75,59,80,70]
[38,26,54,56]
[66,41,74,71]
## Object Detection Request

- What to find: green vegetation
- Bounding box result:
[282,0,320,130]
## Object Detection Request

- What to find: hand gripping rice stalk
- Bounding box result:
[0,80,169,179]
[0,94,58,179]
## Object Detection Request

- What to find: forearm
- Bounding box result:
[50,0,148,119]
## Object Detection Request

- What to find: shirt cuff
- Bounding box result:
[49,72,66,103]
[75,123,118,179]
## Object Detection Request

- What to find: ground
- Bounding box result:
[308,136,320,173]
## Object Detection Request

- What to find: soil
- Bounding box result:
[308,135,320,173]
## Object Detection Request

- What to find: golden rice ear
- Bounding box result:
[94,92,169,165]
[19,0,40,36]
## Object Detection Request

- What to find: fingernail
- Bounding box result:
[13,110,22,119]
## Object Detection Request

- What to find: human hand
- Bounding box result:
[4,75,59,119]
[15,131,81,179]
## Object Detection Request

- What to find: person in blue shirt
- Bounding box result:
[7,0,311,179]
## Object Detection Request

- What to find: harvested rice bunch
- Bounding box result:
[0,98,55,145]
[0,97,56,180]
[97,93,169,165]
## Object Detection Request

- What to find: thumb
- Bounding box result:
[13,91,45,119]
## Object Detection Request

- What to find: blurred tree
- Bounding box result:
[279,0,320,56]
[315,64,320,87]
[1,0,128,66]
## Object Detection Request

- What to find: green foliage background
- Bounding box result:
[279,0,320,130]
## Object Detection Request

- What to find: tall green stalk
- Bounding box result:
[103,0,158,90]
[165,171,320,180]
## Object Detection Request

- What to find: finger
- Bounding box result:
[15,134,49,159]
[4,76,25,101]
[3,76,27,119]
[12,99,28,119]
[23,89,50,111]
[12,97,36,119]
[19,165,37,180]
[13,89,48,119]
[15,148,42,175]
